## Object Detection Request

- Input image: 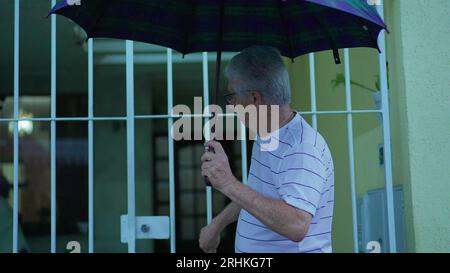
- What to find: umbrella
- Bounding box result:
[50,0,386,58]
[50,0,386,104]
[49,0,387,100]
[49,0,387,185]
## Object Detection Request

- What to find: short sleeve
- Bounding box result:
[275,143,326,216]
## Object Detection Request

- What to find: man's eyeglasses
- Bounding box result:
[223,92,237,104]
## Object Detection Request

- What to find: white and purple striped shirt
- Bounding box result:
[235,112,334,253]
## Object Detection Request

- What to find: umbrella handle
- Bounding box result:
[204,0,225,187]
[214,0,225,108]
[203,146,215,186]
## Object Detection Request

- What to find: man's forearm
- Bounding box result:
[211,201,241,232]
[221,178,308,242]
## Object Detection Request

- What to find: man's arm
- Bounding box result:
[222,179,311,242]
[201,141,312,243]
[211,201,241,231]
[199,201,240,253]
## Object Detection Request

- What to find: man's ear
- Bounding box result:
[251,91,263,105]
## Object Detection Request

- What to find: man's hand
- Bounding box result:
[198,222,221,253]
[201,141,237,192]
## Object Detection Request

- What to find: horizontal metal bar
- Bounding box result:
[135,113,237,119]
[0,117,128,122]
[97,52,235,65]
[93,41,165,54]
[299,110,382,115]
[0,110,382,123]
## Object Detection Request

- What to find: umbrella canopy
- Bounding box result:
[50,0,387,62]
[49,0,387,186]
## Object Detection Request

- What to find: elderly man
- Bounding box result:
[199,46,334,253]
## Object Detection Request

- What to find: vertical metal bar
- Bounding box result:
[50,0,57,254]
[377,1,397,253]
[167,48,176,253]
[240,122,248,185]
[12,0,20,254]
[202,52,213,224]
[125,40,136,253]
[344,49,359,253]
[308,53,318,129]
[88,38,94,253]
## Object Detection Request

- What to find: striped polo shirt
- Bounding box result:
[235,112,334,253]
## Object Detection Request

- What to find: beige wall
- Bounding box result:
[385,0,450,252]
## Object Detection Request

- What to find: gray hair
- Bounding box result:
[224,45,291,106]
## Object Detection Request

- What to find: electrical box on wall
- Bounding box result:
[358,186,407,253]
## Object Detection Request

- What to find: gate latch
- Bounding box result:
[121,215,170,243]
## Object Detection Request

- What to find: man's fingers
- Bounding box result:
[205,140,225,154]
[201,166,214,178]
[201,161,214,171]
[199,244,215,253]
[201,151,215,162]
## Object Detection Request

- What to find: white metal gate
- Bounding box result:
[3,0,396,253]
